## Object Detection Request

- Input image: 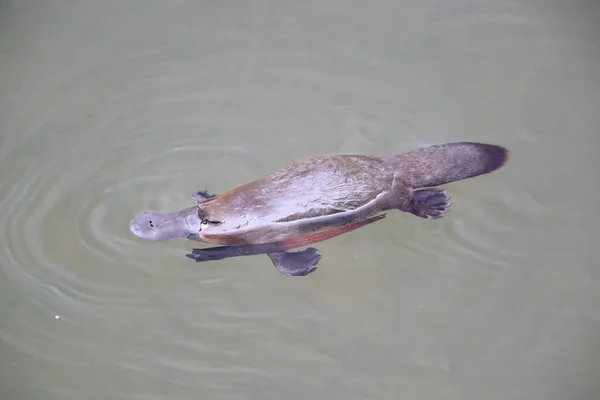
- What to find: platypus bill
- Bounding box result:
[129,142,509,276]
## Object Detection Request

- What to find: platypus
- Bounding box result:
[130,142,509,276]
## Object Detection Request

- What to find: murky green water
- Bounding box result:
[1,1,599,399]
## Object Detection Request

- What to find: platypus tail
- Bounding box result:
[393,142,509,189]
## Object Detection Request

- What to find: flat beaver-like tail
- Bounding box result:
[392,142,509,189]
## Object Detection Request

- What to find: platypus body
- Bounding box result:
[130,142,509,276]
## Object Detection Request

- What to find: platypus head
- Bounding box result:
[129,206,202,242]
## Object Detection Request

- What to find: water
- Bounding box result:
[1,0,599,399]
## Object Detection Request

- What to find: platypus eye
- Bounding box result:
[201,218,222,226]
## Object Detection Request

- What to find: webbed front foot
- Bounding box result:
[186,245,241,261]
[268,248,322,276]
[192,190,217,203]
[186,242,287,262]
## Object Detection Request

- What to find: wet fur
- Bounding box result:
[195,142,508,246]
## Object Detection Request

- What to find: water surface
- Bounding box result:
[1,1,599,399]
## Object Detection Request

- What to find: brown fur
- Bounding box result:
[196,142,509,245]
[388,142,509,188]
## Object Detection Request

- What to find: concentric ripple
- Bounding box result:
[6,0,599,397]
[1,40,382,396]
[0,79,282,400]
[0,126,268,302]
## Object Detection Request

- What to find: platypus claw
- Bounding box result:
[192,190,217,203]
[409,189,452,219]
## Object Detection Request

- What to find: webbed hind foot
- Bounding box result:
[268,248,322,276]
[409,189,452,219]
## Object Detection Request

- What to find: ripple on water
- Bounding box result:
[0,103,277,390]
[0,127,266,301]
[0,48,365,376]
[0,43,461,395]
[399,180,531,279]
